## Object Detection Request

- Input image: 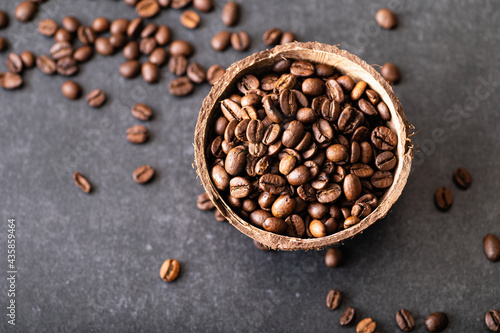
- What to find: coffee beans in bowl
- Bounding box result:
[194,42,412,250]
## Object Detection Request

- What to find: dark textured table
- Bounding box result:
[1,0,499,332]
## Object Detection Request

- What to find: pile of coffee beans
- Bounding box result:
[206,58,398,238]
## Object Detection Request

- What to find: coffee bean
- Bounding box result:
[371,126,397,150]
[0,10,8,29]
[231,31,250,51]
[302,78,325,96]
[49,42,73,60]
[54,28,72,43]
[425,312,448,332]
[211,30,231,51]
[229,176,252,198]
[141,23,157,38]
[180,10,200,29]
[62,16,80,33]
[340,307,356,326]
[127,18,143,39]
[309,219,326,237]
[15,1,37,22]
[56,56,78,76]
[253,240,271,251]
[0,72,23,90]
[375,151,396,171]
[344,216,360,228]
[73,172,92,194]
[434,186,453,211]
[86,89,106,108]
[133,165,155,184]
[193,0,213,11]
[36,55,56,75]
[326,289,342,310]
[6,53,23,73]
[169,76,194,96]
[222,1,239,26]
[92,17,109,33]
[142,62,159,83]
[325,247,342,267]
[273,59,292,73]
[20,51,35,68]
[0,36,6,51]
[357,318,376,333]
[120,60,141,79]
[38,19,58,37]
[326,78,345,103]
[131,103,153,121]
[262,27,282,46]
[396,309,415,332]
[140,37,157,55]
[214,209,226,221]
[271,194,296,218]
[155,25,171,46]
[159,259,180,282]
[290,60,314,77]
[483,234,500,262]
[285,214,305,237]
[73,45,93,63]
[149,48,169,66]
[376,8,398,29]
[197,192,214,210]
[485,310,500,332]
[263,217,287,234]
[207,64,225,85]
[95,37,114,56]
[280,31,295,44]
[136,0,160,18]
[77,26,96,45]
[110,18,130,35]
[123,41,140,60]
[187,62,206,84]
[453,167,472,189]
[61,80,81,100]
[170,40,193,57]
[381,62,400,83]
[126,125,149,144]
[171,0,192,9]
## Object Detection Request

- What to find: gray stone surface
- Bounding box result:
[0,0,499,332]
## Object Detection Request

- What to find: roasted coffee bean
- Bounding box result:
[371,171,393,189]
[130,103,153,121]
[0,72,23,90]
[483,234,500,262]
[110,18,129,35]
[231,31,250,51]
[149,48,169,66]
[309,219,326,237]
[38,19,58,36]
[340,307,356,326]
[180,10,200,29]
[344,216,360,228]
[141,23,158,38]
[315,64,335,77]
[344,174,362,201]
[77,26,96,45]
[168,55,188,76]
[230,177,252,198]
[159,259,180,282]
[262,27,282,46]
[225,146,246,176]
[326,289,342,310]
[36,55,56,75]
[259,173,286,194]
[377,101,391,121]
[434,186,453,211]
[54,28,71,42]
[273,59,292,73]
[207,64,225,85]
[222,1,239,26]
[312,119,334,143]
[271,194,296,218]
[285,214,305,237]
[290,60,314,77]
[325,247,342,267]
[86,89,106,108]
[279,89,298,116]
[365,89,379,105]
[73,45,93,63]
[193,0,213,12]
[0,10,8,29]
[140,37,157,55]
[95,37,114,56]
[214,209,226,221]
[73,172,92,193]
[376,8,398,29]
[282,121,304,147]
[133,165,155,184]
[6,53,23,73]
[155,25,171,45]
[49,42,72,60]
[326,78,345,103]
[302,78,324,96]
[61,80,81,100]
[170,40,193,57]
[337,75,355,92]
[287,166,310,186]
[127,18,143,39]
[92,17,109,33]
[358,98,378,116]
[381,62,401,83]
[338,107,364,134]
[326,144,348,163]
[169,76,194,96]
[371,126,397,150]
[275,73,297,92]
[211,30,231,51]
[120,60,141,78]
[263,95,284,123]
[62,16,79,33]
[136,0,160,18]
[280,31,296,44]
[316,184,341,203]
[357,318,376,333]
[56,56,78,76]
[485,310,500,332]
[142,62,159,83]
[453,167,472,189]
[261,74,279,91]
[351,81,367,101]
[263,217,287,234]
[246,119,264,143]
[360,141,373,164]
[20,51,35,68]
[15,1,37,22]
[237,74,259,94]
[187,62,206,83]
[396,309,415,332]
[375,151,396,171]
[425,312,448,332]
[212,164,229,190]
[215,117,229,136]
[127,125,149,144]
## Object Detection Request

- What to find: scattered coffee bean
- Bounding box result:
[127,18,143,38]
[425,312,448,332]
[127,125,149,144]
[326,289,342,310]
[61,80,81,100]
[86,89,106,108]
[197,192,214,210]
[222,1,239,26]
[171,0,192,9]
[50,41,73,60]
[136,0,160,18]
[263,27,282,46]
[434,187,453,211]
[120,60,141,79]
[193,0,213,11]
[381,62,400,83]
[92,17,110,33]
[375,8,398,29]
[168,55,188,76]
[0,10,8,29]
[6,53,23,73]
[253,239,271,251]
[141,23,158,38]
[131,103,153,121]
[357,318,376,333]
[170,39,193,57]
[77,26,96,45]
[73,172,92,193]
[453,167,472,189]
[180,10,200,29]
[133,165,155,184]
[142,62,159,83]
[483,234,500,262]
[73,45,93,63]
[36,55,56,75]
[211,30,231,51]
[38,19,58,37]
[110,18,129,35]
[149,47,168,66]
[15,1,37,22]
[95,37,114,56]
[340,307,356,326]
[214,209,226,221]
[0,72,23,90]
[169,76,194,96]
[187,62,206,84]
[159,259,180,282]
[280,31,296,44]
[396,309,415,332]
[207,64,225,85]
[62,16,80,33]
[56,56,79,76]
[231,31,250,51]
[155,25,171,45]
[20,51,35,68]
[140,37,157,55]
[54,28,72,43]
[325,247,342,268]
[485,310,500,332]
